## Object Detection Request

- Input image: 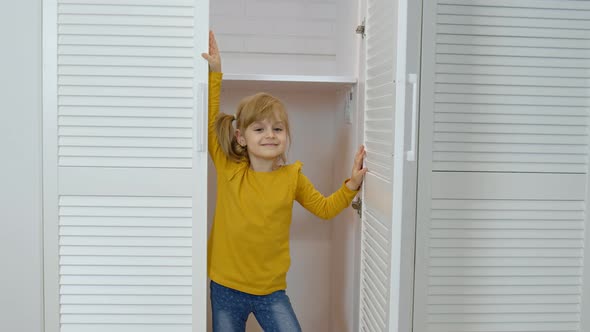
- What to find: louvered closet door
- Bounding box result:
[358,0,421,331]
[413,1,590,331]
[42,1,209,331]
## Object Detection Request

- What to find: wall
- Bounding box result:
[330,0,363,330]
[330,89,362,332]
[211,0,356,77]
[0,1,44,331]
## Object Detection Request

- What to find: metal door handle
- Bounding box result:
[407,73,418,161]
[352,198,362,218]
[194,83,207,152]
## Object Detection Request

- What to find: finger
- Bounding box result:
[354,158,363,171]
[353,156,361,170]
[356,146,364,158]
[355,149,365,166]
[357,145,365,159]
[210,33,219,53]
[207,31,215,53]
[201,53,211,61]
[354,168,368,180]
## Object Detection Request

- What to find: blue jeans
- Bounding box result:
[210,280,302,332]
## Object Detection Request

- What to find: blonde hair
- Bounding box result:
[215,92,291,164]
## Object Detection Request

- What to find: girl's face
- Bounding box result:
[238,116,288,163]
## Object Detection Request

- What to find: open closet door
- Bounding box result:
[414,1,590,331]
[42,1,209,331]
[358,0,422,331]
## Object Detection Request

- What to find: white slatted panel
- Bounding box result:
[360,0,396,330]
[433,0,590,173]
[59,196,192,331]
[414,2,590,331]
[364,0,395,181]
[427,197,584,332]
[44,1,209,331]
[57,0,196,168]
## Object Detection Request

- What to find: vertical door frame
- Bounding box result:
[581,154,590,331]
[389,0,409,330]
[411,0,436,330]
[353,1,367,332]
[42,0,59,330]
[356,0,370,328]
[192,1,210,330]
[390,0,423,331]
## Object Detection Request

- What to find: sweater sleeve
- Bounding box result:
[295,171,359,220]
[207,72,230,170]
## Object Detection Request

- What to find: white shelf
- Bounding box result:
[221,74,357,92]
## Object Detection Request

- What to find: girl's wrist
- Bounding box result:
[345,180,360,191]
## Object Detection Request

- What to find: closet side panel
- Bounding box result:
[43,1,209,331]
[414,1,590,331]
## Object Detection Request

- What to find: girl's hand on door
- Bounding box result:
[346,145,368,191]
[201,30,222,72]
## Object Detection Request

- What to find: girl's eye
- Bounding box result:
[274,128,283,132]
[253,128,263,132]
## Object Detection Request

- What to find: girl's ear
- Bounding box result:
[235,129,246,147]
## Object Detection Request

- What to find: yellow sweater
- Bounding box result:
[207,72,358,295]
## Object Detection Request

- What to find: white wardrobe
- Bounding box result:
[413,1,590,332]
[41,0,590,332]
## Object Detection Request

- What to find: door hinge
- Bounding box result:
[356,19,366,39]
[352,197,362,218]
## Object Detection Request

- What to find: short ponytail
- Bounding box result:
[215,113,248,162]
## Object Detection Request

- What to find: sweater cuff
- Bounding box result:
[209,71,223,81]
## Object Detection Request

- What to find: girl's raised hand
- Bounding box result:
[346,145,368,191]
[201,30,221,72]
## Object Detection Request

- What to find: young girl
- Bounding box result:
[202,31,367,331]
